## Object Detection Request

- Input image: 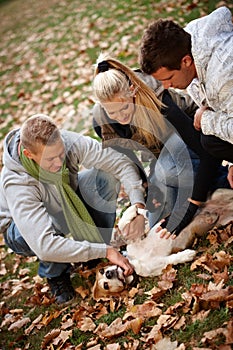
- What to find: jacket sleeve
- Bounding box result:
[201,79,233,145]
[2,177,107,263]
[68,132,146,205]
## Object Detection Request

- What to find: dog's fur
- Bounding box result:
[93,265,134,299]
[93,189,233,298]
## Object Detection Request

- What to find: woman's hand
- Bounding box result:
[155,219,174,239]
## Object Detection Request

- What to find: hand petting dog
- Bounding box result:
[106,247,134,276]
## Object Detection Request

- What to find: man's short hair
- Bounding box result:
[140,19,192,74]
[20,114,60,153]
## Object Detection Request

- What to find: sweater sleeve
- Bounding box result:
[68,132,145,205]
[3,179,107,263]
[201,109,233,145]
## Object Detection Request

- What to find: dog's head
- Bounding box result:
[92,265,134,300]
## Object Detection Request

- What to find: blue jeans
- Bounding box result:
[148,134,229,229]
[4,169,119,278]
[148,133,195,228]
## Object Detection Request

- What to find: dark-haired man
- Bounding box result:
[140,6,233,187]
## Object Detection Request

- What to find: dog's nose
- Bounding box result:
[106,270,113,279]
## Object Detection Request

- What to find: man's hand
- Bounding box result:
[227,165,233,188]
[193,106,208,131]
[121,214,145,242]
[106,247,134,276]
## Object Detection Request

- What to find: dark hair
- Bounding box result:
[139,19,192,74]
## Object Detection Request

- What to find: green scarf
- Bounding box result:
[20,146,104,243]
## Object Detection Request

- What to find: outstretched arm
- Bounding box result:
[106,246,134,276]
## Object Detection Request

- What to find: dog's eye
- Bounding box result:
[99,268,104,275]
[104,282,109,290]
[106,270,113,279]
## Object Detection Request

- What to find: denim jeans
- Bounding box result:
[148,133,229,228]
[4,168,119,278]
[148,133,195,228]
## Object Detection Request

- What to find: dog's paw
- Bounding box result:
[181,249,196,262]
[118,205,138,231]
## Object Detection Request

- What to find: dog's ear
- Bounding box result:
[92,280,101,300]
[126,272,138,286]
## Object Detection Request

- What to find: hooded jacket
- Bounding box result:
[0,129,145,263]
[185,6,233,144]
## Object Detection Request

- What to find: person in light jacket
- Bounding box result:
[0,114,148,304]
[140,6,233,187]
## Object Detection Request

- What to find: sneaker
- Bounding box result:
[47,271,75,304]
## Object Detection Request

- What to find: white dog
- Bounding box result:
[120,188,232,277]
[93,189,232,298]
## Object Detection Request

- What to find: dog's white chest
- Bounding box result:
[126,227,174,277]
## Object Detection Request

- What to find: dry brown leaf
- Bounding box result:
[165,302,185,315]
[105,343,121,350]
[128,318,143,334]
[190,254,213,273]
[225,319,233,344]
[157,315,179,330]
[123,300,162,320]
[51,329,72,347]
[191,310,210,323]
[24,313,43,335]
[145,286,167,301]
[61,317,74,330]
[75,286,90,299]
[173,315,186,330]
[201,327,227,344]
[160,265,177,282]
[8,316,31,331]
[78,316,96,332]
[128,287,138,298]
[158,280,173,290]
[190,283,208,296]
[94,305,109,320]
[41,329,61,349]
[88,345,101,350]
[95,317,128,338]
[140,324,162,343]
[212,267,229,284]
[201,286,233,303]
[153,337,179,350]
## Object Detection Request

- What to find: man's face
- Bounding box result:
[26,138,66,173]
[152,56,196,90]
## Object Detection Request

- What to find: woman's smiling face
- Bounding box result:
[102,95,135,125]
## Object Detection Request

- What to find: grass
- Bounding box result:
[0,0,233,349]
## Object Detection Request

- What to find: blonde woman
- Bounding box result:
[92,54,228,238]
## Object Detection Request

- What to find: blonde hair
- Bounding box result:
[20,114,60,153]
[93,53,167,147]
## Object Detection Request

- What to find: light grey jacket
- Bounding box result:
[0,129,145,263]
[185,6,233,144]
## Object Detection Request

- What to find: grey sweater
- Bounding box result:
[0,129,145,263]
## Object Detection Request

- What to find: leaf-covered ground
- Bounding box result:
[0,0,233,349]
